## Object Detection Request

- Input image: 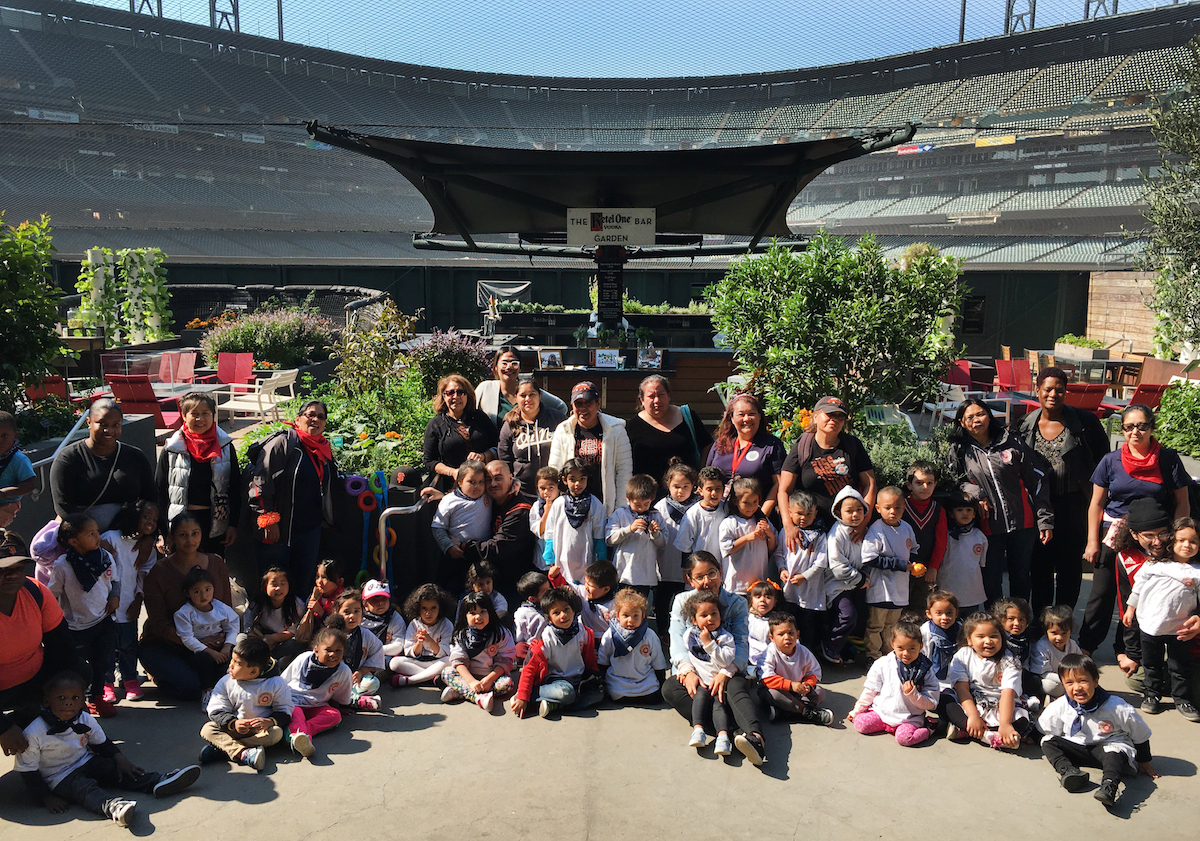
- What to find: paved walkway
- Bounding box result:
[2,573,1197,838]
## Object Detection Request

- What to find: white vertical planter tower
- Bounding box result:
[77,247,170,347]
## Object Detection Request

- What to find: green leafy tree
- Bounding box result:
[1142,38,1200,359]
[707,233,965,434]
[0,213,65,412]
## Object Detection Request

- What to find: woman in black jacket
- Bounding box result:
[1017,367,1109,614]
[423,374,498,493]
[947,398,1054,606]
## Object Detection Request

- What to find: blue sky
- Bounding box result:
[82,0,1180,77]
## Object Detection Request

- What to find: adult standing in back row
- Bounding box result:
[627,374,711,490]
[707,393,785,520]
[548,382,631,515]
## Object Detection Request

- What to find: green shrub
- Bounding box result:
[200,299,337,369]
[0,213,65,413]
[1156,379,1200,459]
[1055,333,1106,350]
[404,330,492,399]
[856,421,962,493]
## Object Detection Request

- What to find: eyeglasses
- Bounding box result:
[301,412,327,421]
[1121,422,1153,433]
[442,389,467,397]
[690,569,720,583]
[498,360,520,368]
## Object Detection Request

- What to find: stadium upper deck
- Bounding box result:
[0,0,1196,266]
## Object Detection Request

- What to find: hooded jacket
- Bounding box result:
[547,412,632,516]
[947,426,1054,535]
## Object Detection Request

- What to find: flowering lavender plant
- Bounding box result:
[201,302,337,369]
[404,329,492,398]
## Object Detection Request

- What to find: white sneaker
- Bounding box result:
[108,799,136,828]
[688,726,708,748]
[713,733,733,755]
[538,699,556,718]
[440,686,462,703]
[290,732,315,758]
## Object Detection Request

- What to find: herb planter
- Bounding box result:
[1054,342,1109,360]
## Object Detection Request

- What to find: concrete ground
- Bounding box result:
[2,571,1198,838]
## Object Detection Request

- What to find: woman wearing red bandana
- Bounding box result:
[156,393,240,555]
[248,401,337,591]
[1081,404,1191,659]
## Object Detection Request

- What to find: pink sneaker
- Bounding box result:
[102,683,118,703]
[123,680,143,701]
[355,695,381,711]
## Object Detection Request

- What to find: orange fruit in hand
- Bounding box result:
[911,563,926,577]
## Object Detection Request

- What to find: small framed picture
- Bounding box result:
[592,349,620,369]
[637,349,663,369]
[538,349,564,370]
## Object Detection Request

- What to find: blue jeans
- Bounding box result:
[255,525,323,592]
[139,641,210,701]
[982,527,1037,606]
[104,621,139,685]
[537,678,578,707]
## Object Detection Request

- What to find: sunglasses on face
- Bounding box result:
[443,389,467,397]
[1121,422,1152,433]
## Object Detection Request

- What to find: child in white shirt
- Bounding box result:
[682,591,736,756]
[850,621,939,746]
[718,477,776,596]
[386,583,455,687]
[1123,517,1200,720]
[759,612,834,725]
[441,591,516,712]
[511,571,551,661]
[937,491,987,614]
[51,514,121,717]
[598,588,666,703]
[673,467,725,563]
[173,567,239,694]
[431,460,492,559]
[282,627,355,759]
[511,587,601,718]
[462,560,509,617]
[1038,653,1157,808]
[654,460,700,632]
[861,486,918,663]
[945,612,1031,750]
[920,590,962,692]
[773,490,828,653]
[549,559,618,636]
[16,671,199,827]
[542,458,608,585]
[606,474,666,596]
[1031,604,1083,700]
[529,466,561,571]
[746,580,781,679]
[824,485,868,665]
[100,500,158,702]
[200,637,294,771]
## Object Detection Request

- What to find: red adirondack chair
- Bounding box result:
[1064,383,1112,418]
[197,353,255,393]
[105,374,182,430]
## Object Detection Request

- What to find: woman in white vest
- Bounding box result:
[156,392,240,554]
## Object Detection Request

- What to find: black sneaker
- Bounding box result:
[1094,778,1120,807]
[800,706,835,726]
[1178,700,1200,722]
[1058,764,1089,792]
[153,765,200,798]
[1141,695,1161,715]
[734,732,767,767]
[198,745,228,765]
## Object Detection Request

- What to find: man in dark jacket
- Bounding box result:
[459,461,536,608]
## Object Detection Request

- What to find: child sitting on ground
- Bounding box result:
[1038,653,1158,808]
[16,670,200,827]
[772,490,828,654]
[921,590,962,692]
[758,611,834,725]
[385,583,455,687]
[99,500,158,703]
[441,592,515,712]
[683,591,736,756]
[51,514,121,718]
[306,559,346,627]
[718,477,776,596]
[606,474,666,599]
[946,612,1032,750]
[200,637,294,772]
[598,588,666,703]
[245,566,307,667]
[361,579,405,648]
[861,486,918,663]
[327,590,383,711]
[512,571,550,661]
[432,459,492,561]
[549,559,619,636]
[673,467,725,562]
[849,621,939,746]
[173,567,239,696]
[512,586,601,718]
[1031,604,1082,700]
[995,596,1040,702]
[542,458,607,585]
[529,466,561,571]
[282,626,354,759]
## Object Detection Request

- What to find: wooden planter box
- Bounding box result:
[1054,342,1109,360]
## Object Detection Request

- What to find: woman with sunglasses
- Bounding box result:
[475,346,567,432]
[423,374,499,493]
[1081,404,1191,658]
[1017,367,1110,615]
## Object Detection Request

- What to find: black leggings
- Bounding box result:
[692,684,733,734]
[662,673,763,736]
[1030,491,1088,615]
[1080,542,1135,656]
[1042,736,1131,781]
[944,695,1033,739]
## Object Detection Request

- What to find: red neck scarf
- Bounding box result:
[290,422,332,483]
[181,424,222,462]
[1121,438,1162,485]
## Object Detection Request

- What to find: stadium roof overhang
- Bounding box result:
[307,121,916,258]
